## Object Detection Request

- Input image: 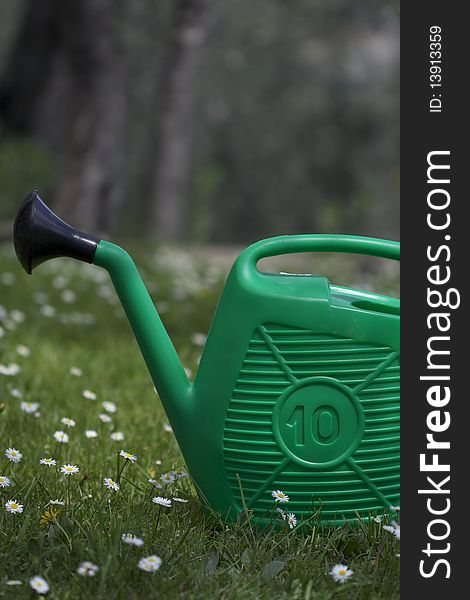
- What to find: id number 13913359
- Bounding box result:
[429,25,442,113]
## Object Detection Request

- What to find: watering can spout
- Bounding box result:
[13,191,193,424]
[13,190,100,274]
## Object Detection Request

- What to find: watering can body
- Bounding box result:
[188,237,399,523]
[14,192,399,526]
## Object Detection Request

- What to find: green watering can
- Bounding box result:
[13,191,400,526]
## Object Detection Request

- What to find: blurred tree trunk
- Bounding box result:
[0,0,58,135]
[53,0,126,234]
[0,0,125,234]
[150,0,213,240]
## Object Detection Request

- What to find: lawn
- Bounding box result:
[0,240,400,599]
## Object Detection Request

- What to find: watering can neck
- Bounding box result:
[92,240,193,419]
[13,192,193,427]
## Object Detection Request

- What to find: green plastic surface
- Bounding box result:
[93,235,400,526]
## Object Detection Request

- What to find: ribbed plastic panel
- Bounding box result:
[223,323,400,521]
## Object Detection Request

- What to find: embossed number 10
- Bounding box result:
[287,404,339,446]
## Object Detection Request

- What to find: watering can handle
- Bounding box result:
[242,234,399,271]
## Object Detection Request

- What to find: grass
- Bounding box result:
[0,241,399,599]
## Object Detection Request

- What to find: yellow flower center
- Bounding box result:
[11,503,19,509]
[338,570,346,576]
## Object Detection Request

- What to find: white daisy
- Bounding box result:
[286,512,297,529]
[20,401,39,414]
[190,332,206,346]
[173,497,188,503]
[137,555,162,572]
[152,496,172,507]
[53,275,67,289]
[1,272,15,286]
[16,345,31,357]
[29,575,49,595]
[77,561,99,577]
[5,447,22,463]
[383,521,400,540]
[85,430,98,438]
[61,289,76,304]
[70,367,82,376]
[0,363,21,376]
[0,475,12,487]
[122,533,144,547]
[5,499,23,514]
[103,477,120,492]
[82,389,97,400]
[110,431,124,441]
[5,580,22,586]
[60,417,76,428]
[160,472,175,485]
[148,479,162,489]
[47,499,66,506]
[119,450,137,462]
[330,564,354,584]
[271,489,289,503]
[277,507,296,528]
[10,310,25,323]
[53,431,69,443]
[10,388,23,398]
[99,413,112,423]
[40,304,56,318]
[102,401,116,413]
[60,464,79,476]
[40,458,57,467]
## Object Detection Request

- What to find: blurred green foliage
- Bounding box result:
[117,0,399,242]
[0,135,53,220]
[0,0,399,243]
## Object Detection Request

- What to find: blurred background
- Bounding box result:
[0,0,399,246]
